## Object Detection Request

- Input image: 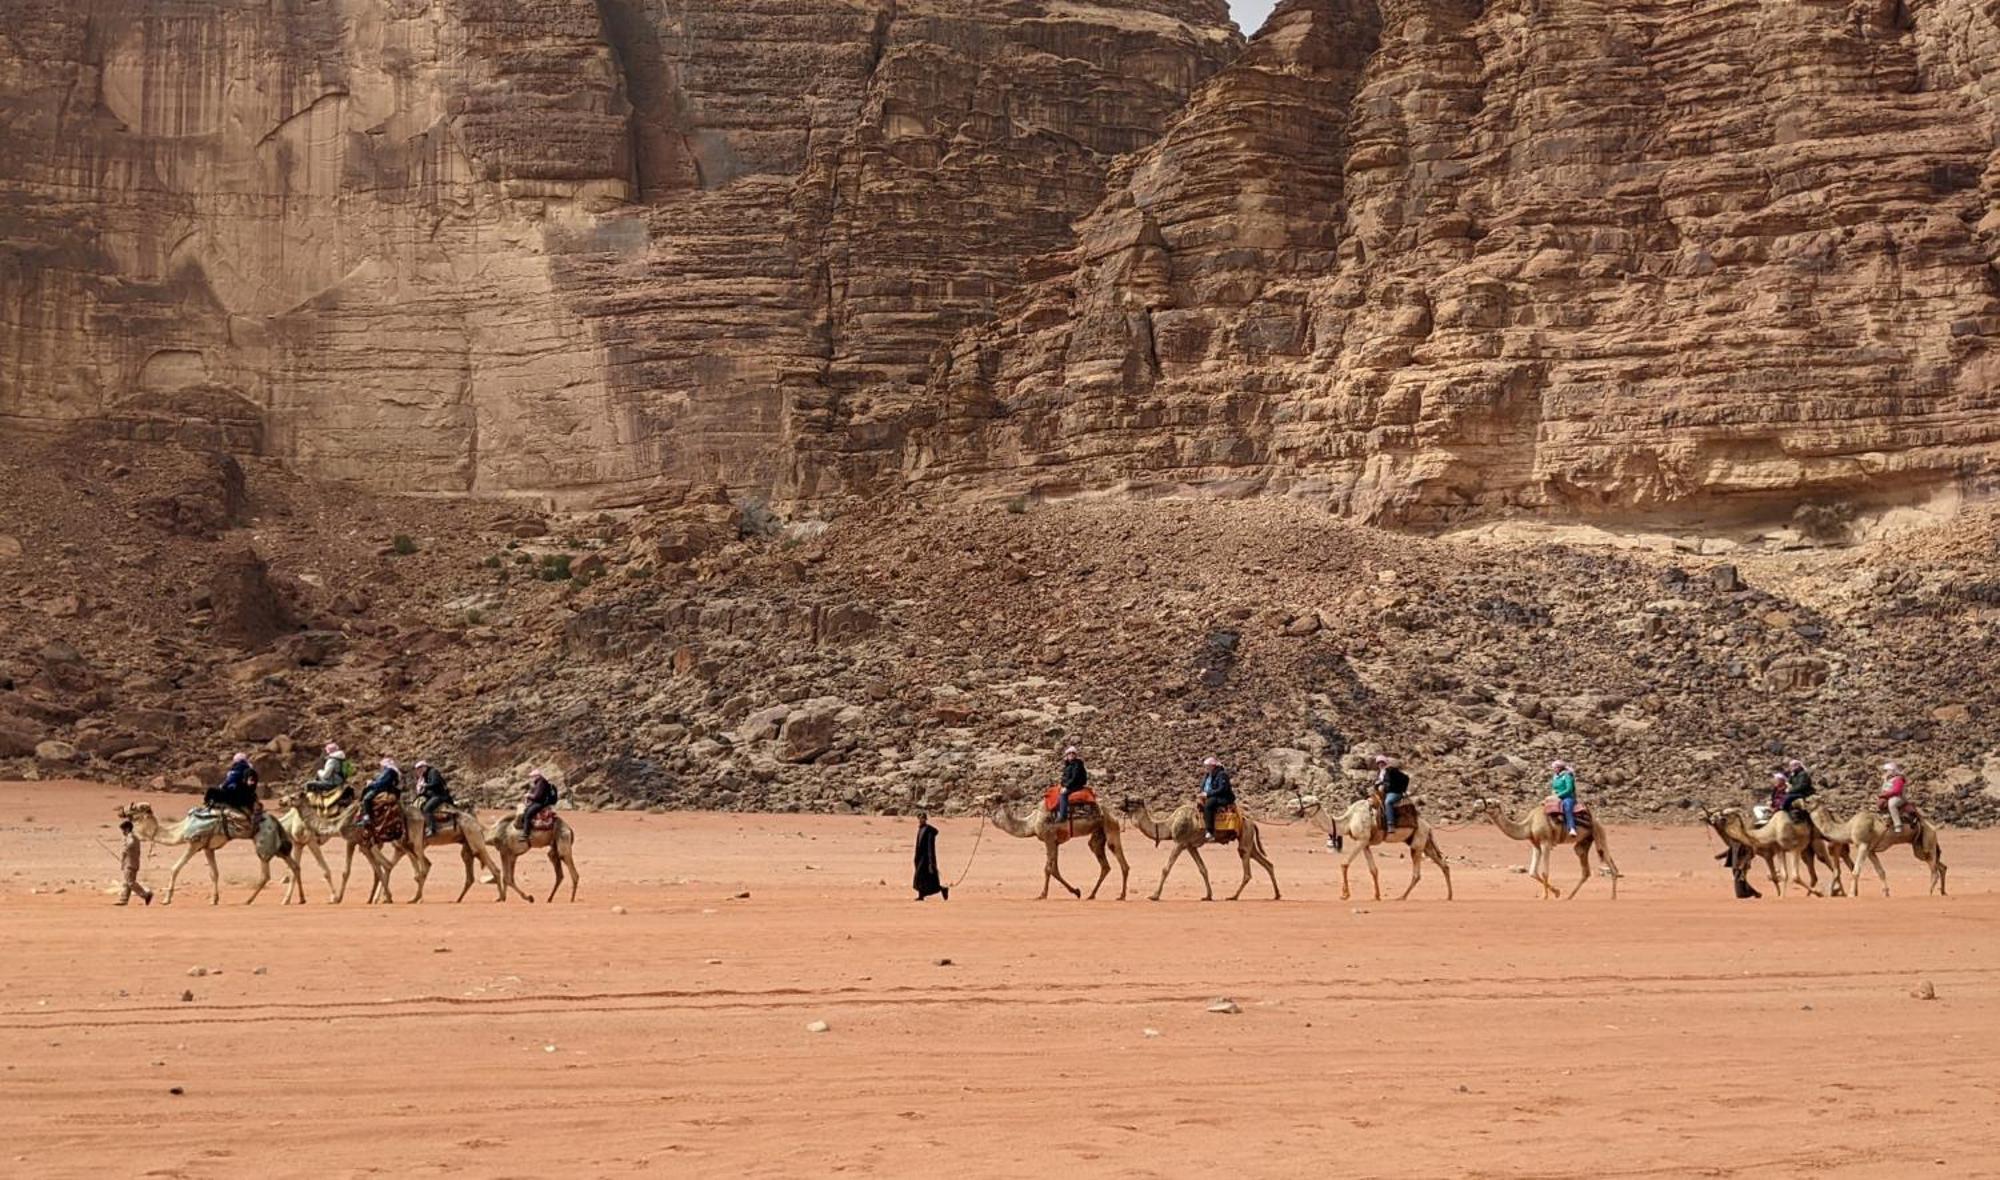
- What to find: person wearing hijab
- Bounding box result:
[1549,760,1578,837]
[1055,746,1088,820]
[913,811,947,901]
[358,757,402,815]
[1879,761,1909,831]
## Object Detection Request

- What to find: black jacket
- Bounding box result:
[418,767,452,803]
[1381,767,1410,795]
[1060,759,1088,793]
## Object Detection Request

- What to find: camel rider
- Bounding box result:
[1199,756,1234,842]
[1055,746,1087,821]
[415,761,454,836]
[1879,761,1909,832]
[519,770,558,836]
[1782,759,1814,813]
[1549,760,1579,837]
[1755,772,1788,824]
[204,753,259,815]
[358,757,402,816]
[1375,754,1409,833]
[313,742,354,791]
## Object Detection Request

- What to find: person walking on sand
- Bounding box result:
[115,819,153,906]
[913,812,948,901]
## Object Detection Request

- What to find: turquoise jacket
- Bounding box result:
[1550,770,1576,799]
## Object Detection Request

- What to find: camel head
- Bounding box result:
[1116,797,1146,816]
[1473,797,1502,815]
[119,802,159,836]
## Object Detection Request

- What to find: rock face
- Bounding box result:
[8,0,2000,526]
[911,0,2000,524]
[0,1,1237,500]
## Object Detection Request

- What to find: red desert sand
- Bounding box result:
[2,781,1996,1179]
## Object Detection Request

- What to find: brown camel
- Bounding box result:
[1117,798,1279,901]
[989,796,1130,900]
[1701,807,1820,897]
[1800,799,1947,897]
[275,786,432,904]
[1476,797,1620,899]
[118,802,303,906]
[375,807,526,902]
[485,809,580,903]
[1308,795,1453,901]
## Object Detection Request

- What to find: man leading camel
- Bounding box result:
[1199,756,1234,843]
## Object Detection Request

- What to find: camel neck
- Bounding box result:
[1484,807,1532,840]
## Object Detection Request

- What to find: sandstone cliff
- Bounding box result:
[0,1,1237,497]
[913,0,2000,524]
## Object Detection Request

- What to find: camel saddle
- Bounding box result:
[305,783,354,815]
[1042,785,1097,813]
[1542,797,1591,827]
[1875,798,1920,824]
[1368,789,1419,836]
[364,794,407,843]
[525,806,560,832]
[189,804,260,839]
[1199,799,1242,838]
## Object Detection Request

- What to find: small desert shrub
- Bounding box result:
[391,534,418,555]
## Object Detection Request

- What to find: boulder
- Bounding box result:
[222,707,289,743]
[208,542,297,650]
[34,739,78,763]
[778,699,846,763]
[0,715,37,757]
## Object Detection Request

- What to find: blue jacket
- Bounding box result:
[1200,768,1234,799]
[364,767,401,795]
[219,761,254,793]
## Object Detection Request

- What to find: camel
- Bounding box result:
[1476,797,1620,899]
[274,787,432,904]
[1117,798,1279,901]
[485,810,580,903]
[989,795,1130,900]
[1308,796,1453,901]
[1800,799,1947,897]
[118,801,303,906]
[1701,807,1822,897]
[374,806,526,902]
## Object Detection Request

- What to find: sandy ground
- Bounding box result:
[1,782,1996,1179]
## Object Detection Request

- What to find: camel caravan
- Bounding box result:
[114,743,1950,907]
[118,747,579,905]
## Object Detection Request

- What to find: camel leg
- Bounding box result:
[205,848,221,906]
[407,842,432,904]
[371,846,403,904]
[1228,844,1254,901]
[1397,842,1422,901]
[160,845,198,906]
[307,839,336,903]
[1362,845,1381,901]
[243,851,271,905]
[1187,846,1214,901]
[337,841,363,904]
[562,841,580,902]
[1864,847,1891,897]
[1251,841,1281,901]
[1563,843,1591,899]
[1594,841,1619,901]
[1043,843,1081,899]
[1107,831,1129,901]
[1422,839,1453,901]
[1084,831,1111,900]
[1150,844,1185,901]
[454,845,476,902]
[546,846,562,904]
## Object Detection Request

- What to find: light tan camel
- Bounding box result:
[1117,798,1279,901]
[485,810,580,903]
[1801,799,1947,897]
[1702,807,1820,897]
[1476,797,1620,899]
[1309,796,1453,901]
[275,787,432,904]
[989,797,1130,900]
[119,802,303,906]
[375,807,527,902]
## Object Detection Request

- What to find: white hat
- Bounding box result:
[1882,761,1903,774]
[324,741,340,755]
[381,757,398,770]
[1202,756,1221,768]
[232,752,248,764]
[1063,746,1079,757]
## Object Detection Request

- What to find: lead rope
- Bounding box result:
[949,815,988,888]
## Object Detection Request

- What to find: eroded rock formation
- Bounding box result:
[913,0,2000,523]
[0,1,1237,498]
[6,0,2000,525]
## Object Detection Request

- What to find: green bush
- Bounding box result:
[463,608,485,626]
[482,554,502,569]
[539,554,573,581]
[1004,497,1028,515]
[391,534,418,555]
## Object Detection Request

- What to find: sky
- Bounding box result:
[1231,0,1278,35]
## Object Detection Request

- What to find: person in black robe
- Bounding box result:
[913,812,948,901]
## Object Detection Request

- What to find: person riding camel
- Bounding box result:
[1879,761,1909,832]
[1755,771,1788,824]
[313,742,353,789]
[1374,754,1409,834]
[1199,756,1234,843]
[519,770,559,835]
[1783,758,1814,813]
[415,760,454,837]
[204,753,260,815]
[358,757,402,819]
[1055,746,1088,821]
[1549,760,1579,837]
